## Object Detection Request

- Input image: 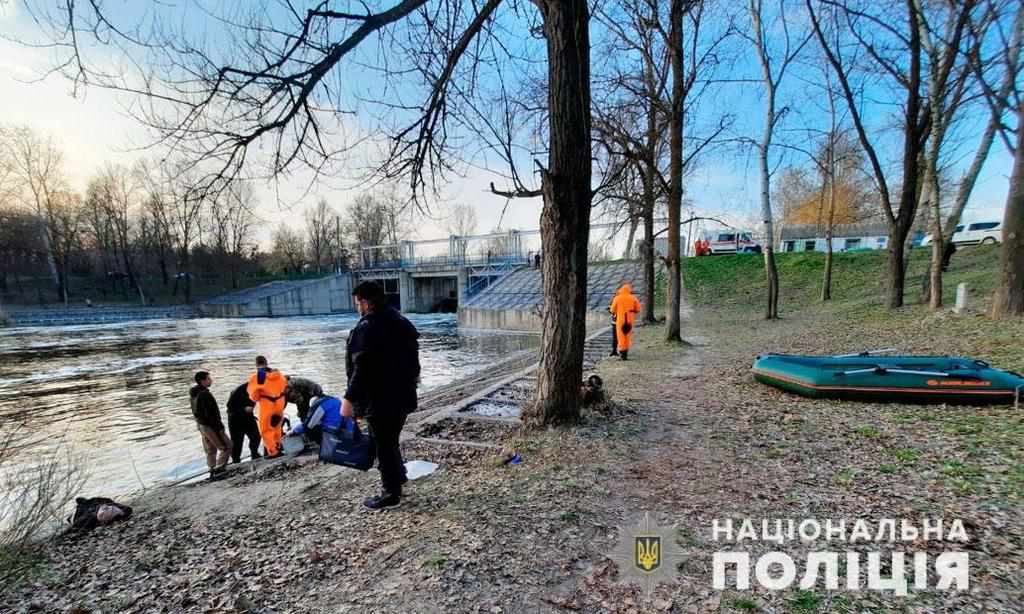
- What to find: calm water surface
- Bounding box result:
[0,314,538,496]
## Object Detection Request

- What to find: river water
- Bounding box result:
[0,315,538,497]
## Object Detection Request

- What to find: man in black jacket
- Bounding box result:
[190,371,233,479]
[343,281,420,510]
[226,382,262,463]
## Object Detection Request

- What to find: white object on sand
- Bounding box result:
[404,460,439,480]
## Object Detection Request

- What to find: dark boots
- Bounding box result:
[364,491,401,510]
[620,351,629,361]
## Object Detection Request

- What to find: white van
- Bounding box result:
[701,230,762,255]
[922,220,1001,247]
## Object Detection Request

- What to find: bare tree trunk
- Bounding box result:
[940,119,997,266]
[642,65,658,324]
[750,0,786,320]
[926,172,943,309]
[822,173,836,301]
[758,131,779,318]
[121,248,138,292]
[887,222,912,308]
[40,228,61,295]
[991,103,1024,318]
[158,246,169,286]
[664,0,686,342]
[822,231,833,300]
[624,218,638,260]
[526,0,592,427]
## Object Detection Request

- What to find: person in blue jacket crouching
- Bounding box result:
[290,395,341,445]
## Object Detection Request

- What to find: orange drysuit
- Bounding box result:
[247,368,288,456]
[609,284,642,353]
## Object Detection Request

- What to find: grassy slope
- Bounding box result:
[677,244,1022,611]
[684,244,1001,312]
[683,245,1022,372]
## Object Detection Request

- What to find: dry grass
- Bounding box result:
[0,422,89,582]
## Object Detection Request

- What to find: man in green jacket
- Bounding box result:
[284,375,324,422]
[190,371,233,480]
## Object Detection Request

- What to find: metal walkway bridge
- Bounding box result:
[351,219,682,313]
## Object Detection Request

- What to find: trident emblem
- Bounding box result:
[635,536,661,572]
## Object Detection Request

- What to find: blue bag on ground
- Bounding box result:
[319,417,376,471]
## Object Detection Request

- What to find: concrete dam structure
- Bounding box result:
[198,275,354,318]
[197,226,652,321]
[458,261,645,333]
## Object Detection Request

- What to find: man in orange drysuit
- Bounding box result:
[609,283,642,361]
[247,355,288,458]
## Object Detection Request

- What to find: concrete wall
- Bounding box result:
[199,275,354,318]
[412,275,457,312]
[459,306,609,333]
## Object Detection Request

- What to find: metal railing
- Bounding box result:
[355,253,530,271]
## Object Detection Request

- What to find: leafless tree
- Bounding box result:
[595,0,732,330]
[83,178,119,287]
[935,3,1018,299]
[746,0,811,320]
[47,191,87,306]
[141,160,207,303]
[0,423,89,554]
[139,185,177,288]
[966,1,1024,318]
[22,0,599,426]
[911,0,983,310]
[272,225,308,274]
[209,181,256,288]
[305,198,336,274]
[445,202,479,237]
[346,192,404,265]
[93,164,143,295]
[807,0,934,309]
[1,126,67,296]
[0,206,42,296]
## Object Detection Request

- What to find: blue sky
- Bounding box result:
[0,0,1012,251]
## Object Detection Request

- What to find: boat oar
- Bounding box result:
[832,348,898,358]
[835,367,953,378]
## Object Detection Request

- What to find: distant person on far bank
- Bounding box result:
[609,283,641,361]
[344,281,421,510]
[190,371,233,480]
[226,382,262,463]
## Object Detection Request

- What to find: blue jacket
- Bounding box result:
[293,396,342,435]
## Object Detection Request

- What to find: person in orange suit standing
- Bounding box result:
[247,355,288,458]
[609,283,641,361]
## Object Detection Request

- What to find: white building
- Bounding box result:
[778,222,892,253]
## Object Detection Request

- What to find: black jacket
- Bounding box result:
[345,306,421,416]
[226,383,255,418]
[189,384,224,430]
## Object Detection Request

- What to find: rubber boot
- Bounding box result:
[620,350,629,361]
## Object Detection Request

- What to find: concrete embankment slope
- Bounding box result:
[198,274,354,317]
[4,305,195,327]
[458,261,644,332]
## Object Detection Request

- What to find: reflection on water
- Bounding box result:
[0,314,538,496]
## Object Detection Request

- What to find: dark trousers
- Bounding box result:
[611,323,619,354]
[228,413,262,462]
[368,412,408,496]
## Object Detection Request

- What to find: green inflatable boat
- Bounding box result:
[752,352,1024,405]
